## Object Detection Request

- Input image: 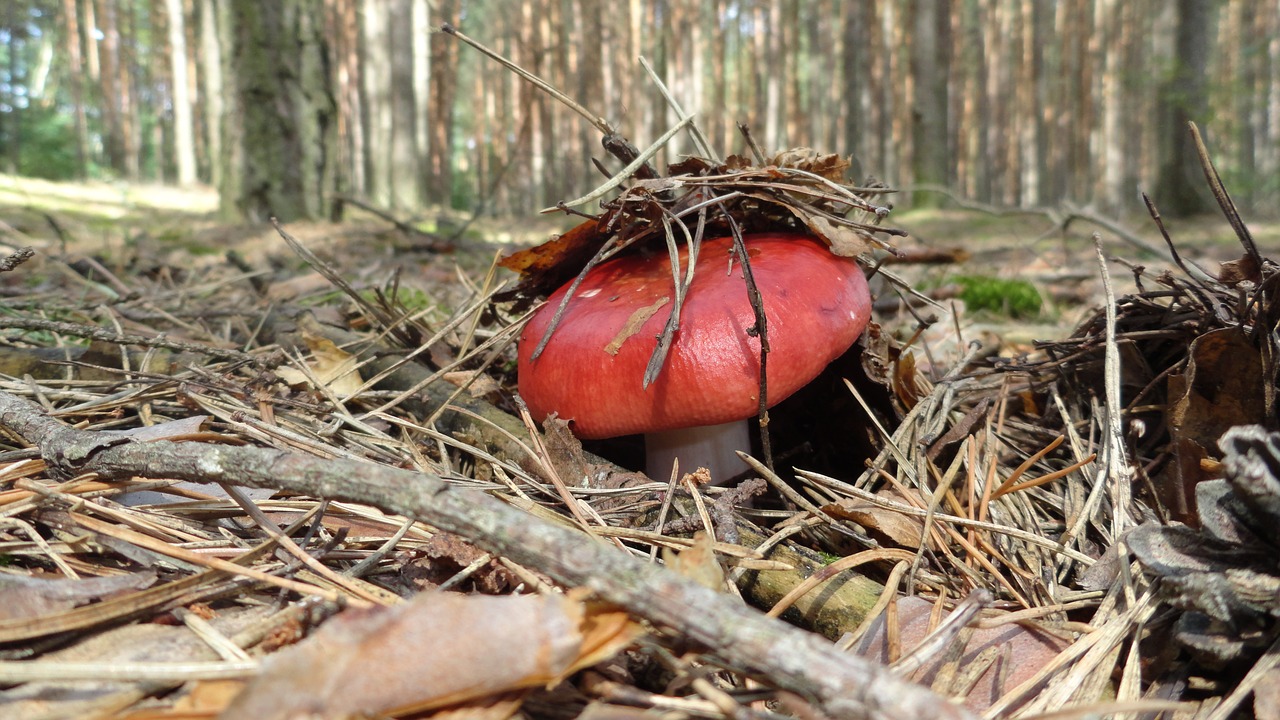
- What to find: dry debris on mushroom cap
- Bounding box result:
[497,147,907,311]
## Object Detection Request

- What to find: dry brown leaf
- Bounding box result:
[276,331,363,396]
[402,532,514,593]
[264,271,333,302]
[0,571,157,621]
[823,495,925,548]
[442,370,503,398]
[662,531,726,591]
[785,205,878,257]
[893,351,928,410]
[1167,327,1265,451]
[850,596,1066,711]
[220,591,640,720]
[1218,253,1263,286]
[122,679,244,719]
[769,147,851,181]
[496,218,609,306]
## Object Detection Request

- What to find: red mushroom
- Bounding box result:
[517,233,872,481]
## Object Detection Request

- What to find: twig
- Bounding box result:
[724,214,773,471]
[0,660,258,683]
[643,213,699,388]
[0,316,255,363]
[1189,121,1263,274]
[0,247,34,272]
[639,56,718,163]
[331,194,453,252]
[737,122,767,164]
[440,23,613,136]
[545,113,695,213]
[1093,233,1134,536]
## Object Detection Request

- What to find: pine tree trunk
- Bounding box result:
[165,0,197,185]
[1154,0,1214,216]
[223,0,339,222]
[909,0,950,206]
[60,0,90,178]
[199,0,223,189]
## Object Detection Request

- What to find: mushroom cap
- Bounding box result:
[517,233,872,439]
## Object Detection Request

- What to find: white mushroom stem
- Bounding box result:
[645,420,751,485]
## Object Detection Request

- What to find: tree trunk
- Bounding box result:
[1018,0,1048,206]
[199,0,223,189]
[332,0,362,196]
[360,0,391,206]
[412,0,431,203]
[223,0,339,222]
[387,0,420,210]
[60,0,90,178]
[1154,0,1214,216]
[120,0,140,180]
[96,0,126,175]
[842,2,870,171]
[425,0,458,206]
[909,0,950,206]
[165,0,197,185]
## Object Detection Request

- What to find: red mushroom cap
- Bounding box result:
[517,233,872,439]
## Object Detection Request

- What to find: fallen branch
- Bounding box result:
[907,183,1216,281]
[0,389,971,720]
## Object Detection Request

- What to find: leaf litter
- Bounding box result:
[0,40,1273,720]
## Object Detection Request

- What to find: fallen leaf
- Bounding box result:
[0,571,157,621]
[769,148,851,182]
[401,532,514,593]
[1218,253,1262,286]
[276,332,363,396]
[220,591,640,720]
[849,596,1066,711]
[822,493,925,548]
[443,370,502,398]
[604,296,669,355]
[663,531,725,591]
[786,205,878,257]
[1167,327,1265,451]
[497,219,609,305]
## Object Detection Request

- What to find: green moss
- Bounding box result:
[952,275,1043,318]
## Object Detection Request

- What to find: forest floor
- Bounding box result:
[4,171,1273,332]
[0,172,1277,718]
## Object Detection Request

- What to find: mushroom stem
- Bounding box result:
[645,420,751,484]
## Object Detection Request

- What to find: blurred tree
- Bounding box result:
[909,0,951,207]
[1154,0,1215,217]
[59,0,88,178]
[164,0,195,185]
[221,0,338,222]
[3,0,1280,219]
[199,0,223,188]
[424,0,457,206]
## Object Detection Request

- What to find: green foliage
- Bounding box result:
[951,275,1043,319]
[8,106,83,180]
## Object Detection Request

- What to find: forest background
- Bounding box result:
[0,0,1275,227]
